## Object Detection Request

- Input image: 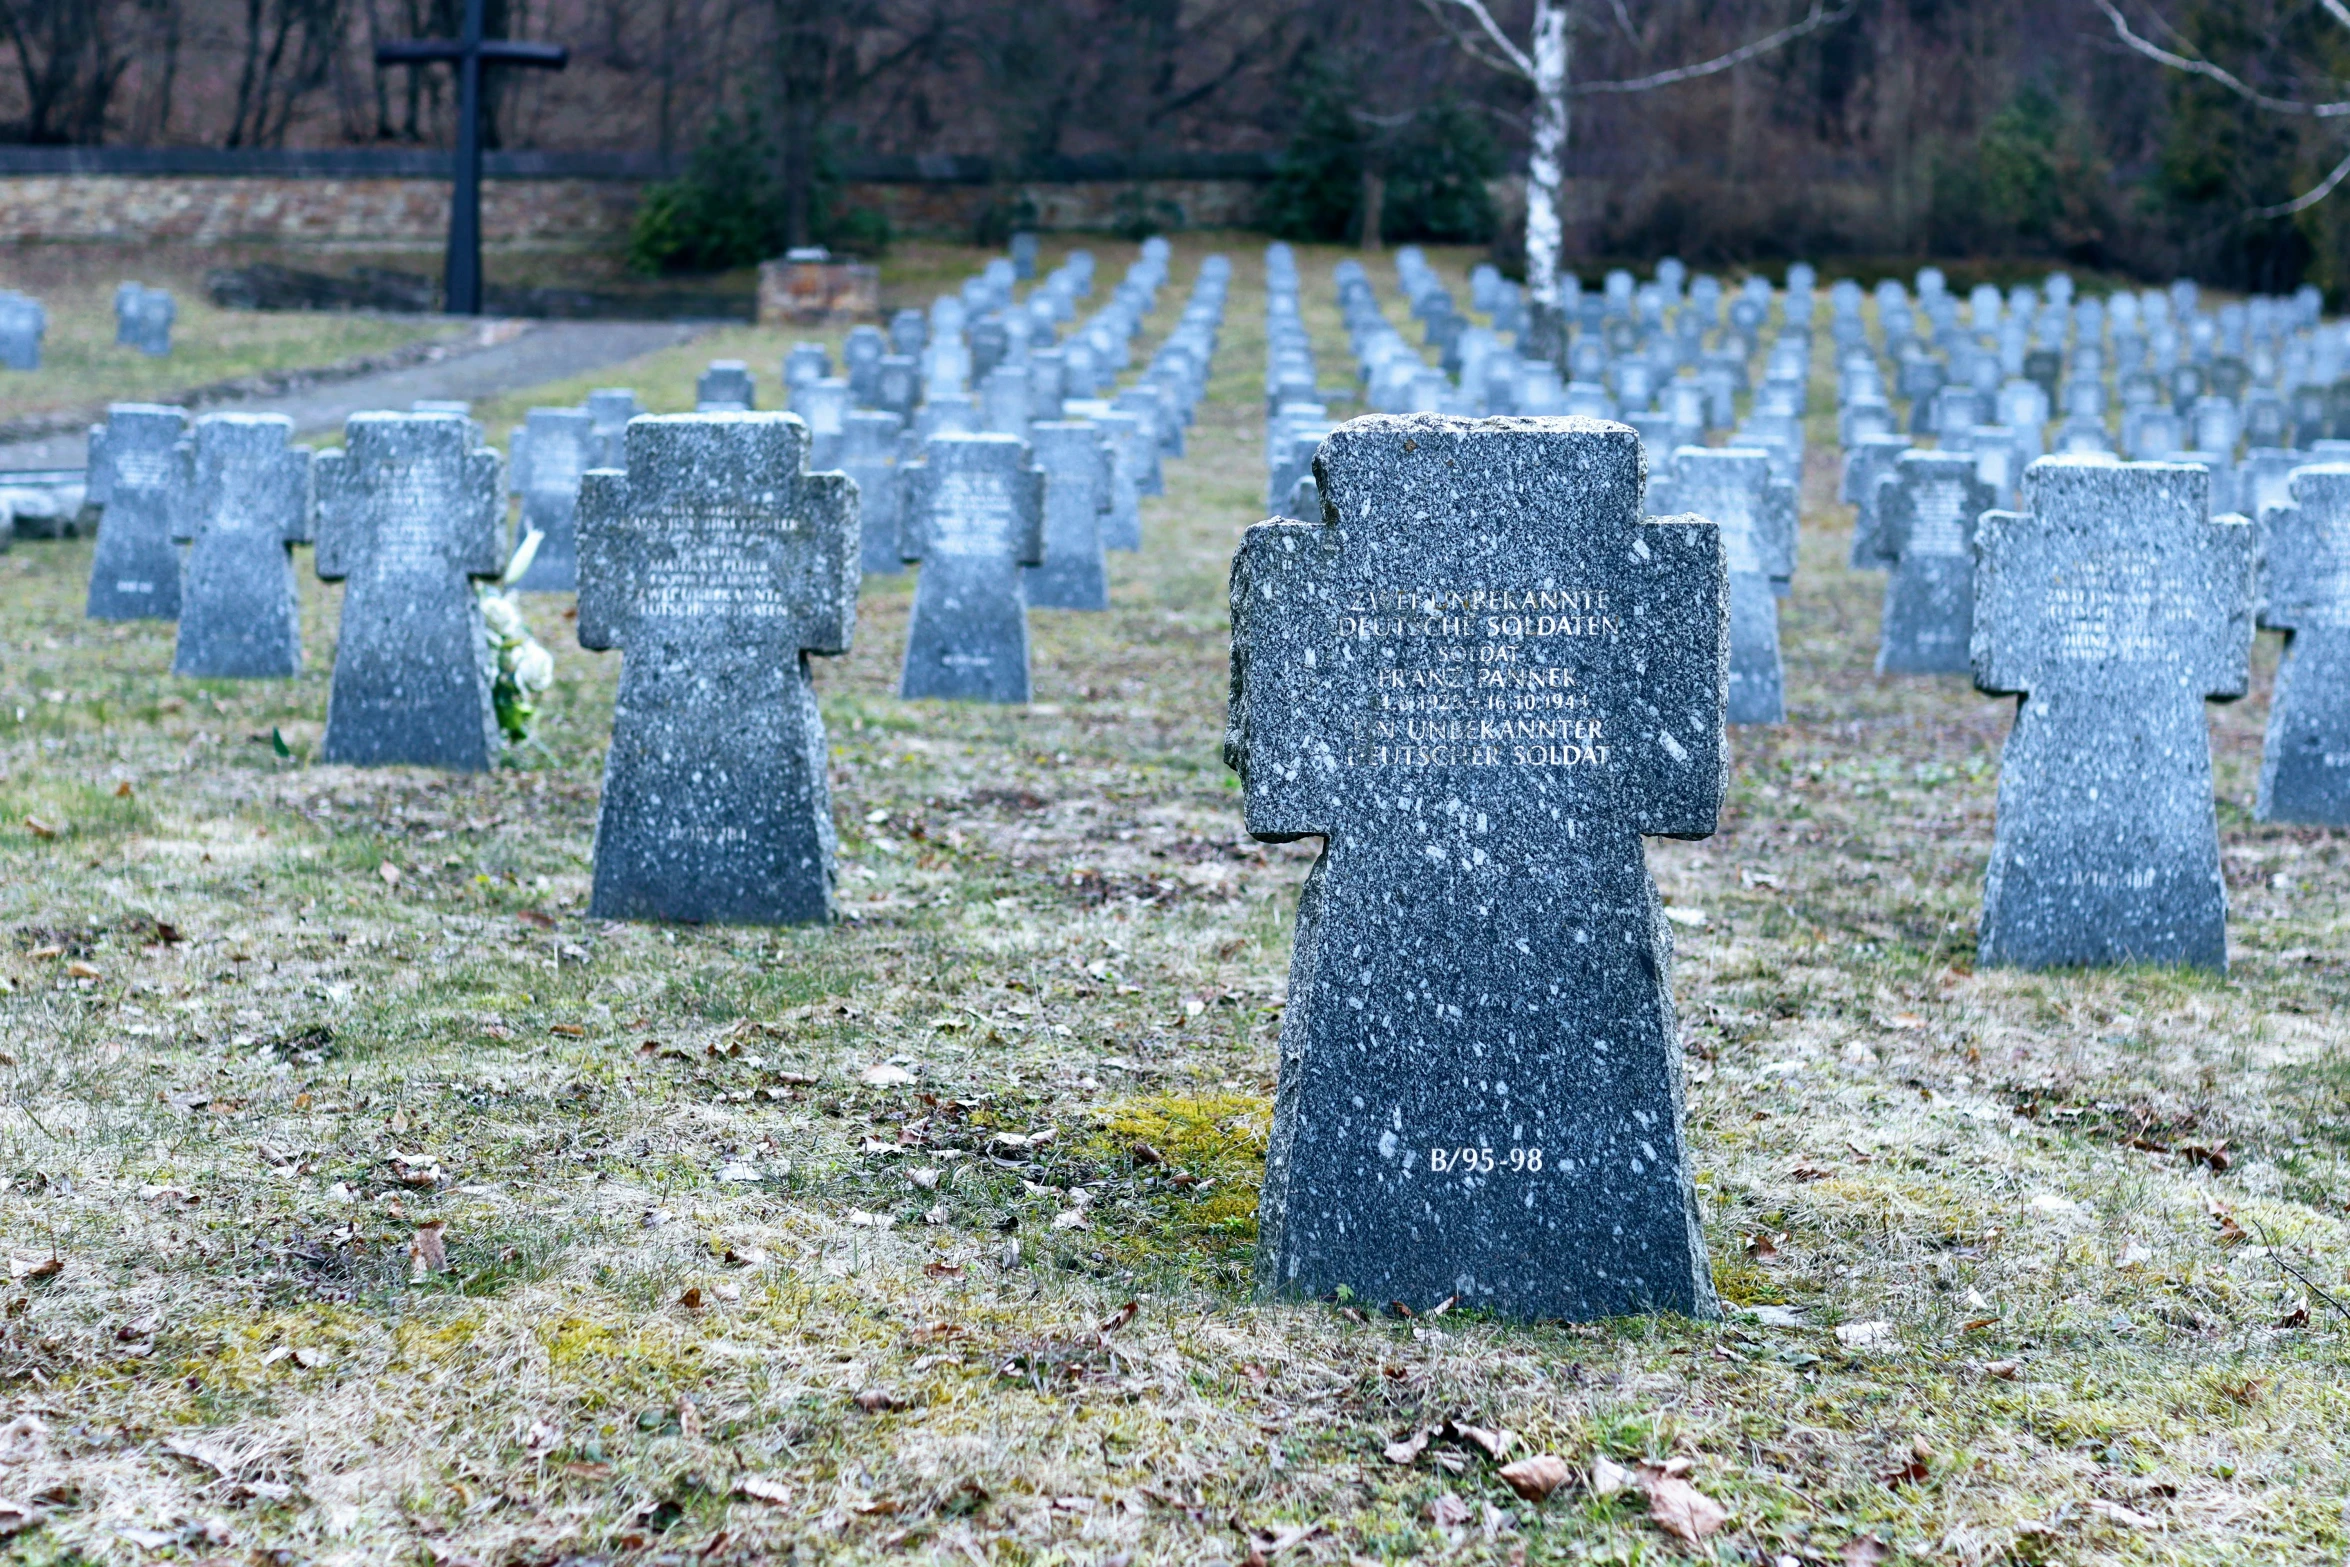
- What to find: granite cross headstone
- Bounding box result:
[508,406,593,591]
[1873,449,1995,674]
[897,433,1044,703]
[114,283,175,357]
[1665,446,1788,723]
[0,292,44,370]
[577,414,857,924]
[170,414,312,678]
[1972,457,2253,969]
[85,403,190,620]
[1226,413,1726,1321]
[697,361,755,411]
[1024,421,1111,611]
[313,412,506,771]
[842,409,905,575]
[585,388,640,470]
[2254,463,2350,824]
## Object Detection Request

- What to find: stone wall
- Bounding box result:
[0,173,1269,248]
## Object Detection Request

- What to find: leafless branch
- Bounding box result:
[1415,0,1534,80]
[2091,0,2350,118]
[1607,0,1640,46]
[2323,0,2350,39]
[2250,141,2350,216]
[1572,0,1853,95]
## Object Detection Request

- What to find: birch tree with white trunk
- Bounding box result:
[1418,0,1854,309]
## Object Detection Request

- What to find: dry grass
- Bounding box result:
[0,236,2341,1566]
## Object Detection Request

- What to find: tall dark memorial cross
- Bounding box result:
[577,414,858,925]
[1972,457,2253,970]
[1226,414,1729,1321]
[376,0,566,316]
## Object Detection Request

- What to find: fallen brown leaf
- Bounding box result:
[113,781,133,798]
[1382,1428,1432,1466]
[853,1388,898,1412]
[1646,1476,1728,1545]
[8,1257,59,1282]
[25,946,60,962]
[1839,1535,1891,1566]
[2208,1201,2247,1246]
[923,1260,963,1278]
[408,1221,449,1279]
[1450,1422,1512,1461]
[2277,1299,2311,1329]
[1961,1316,1999,1333]
[22,818,55,841]
[1790,1160,1834,1182]
[549,1024,587,1038]
[64,961,99,981]
[2183,1142,2232,1172]
[1097,1300,1138,1335]
[1984,1359,2022,1380]
[736,1475,792,1504]
[517,909,558,930]
[1429,1493,1474,1528]
[678,1287,704,1310]
[1590,1456,1634,1497]
[377,860,400,886]
[1497,1454,1573,1502]
[677,1396,702,1439]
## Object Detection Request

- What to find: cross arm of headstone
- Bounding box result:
[796,470,859,655]
[1016,462,1046,568]
[1763,477,1798,587]
[84,423,112,508]
[1224,519,1345,842]
[1620,511,1733,839]
[895,459,931,564]
[574,469,632,652]
[459,449,508,579]
[278,446,317,545]
[165,439,196,545]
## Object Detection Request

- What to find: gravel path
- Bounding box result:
[0,319,708,469]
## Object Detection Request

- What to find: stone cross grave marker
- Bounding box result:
[2255,463,2350,824]
[577,414,857,924]
[1069,403,1142,549]
[585,389,640,470]
[697,361,755,411]
[844,326,885,406]
[1663,446,1789,723]
[841,410,904,575]
[1973,457,2253,969]
[1873,450,1995,674]
[508,406,593,591]
[170,414,312,678]
[314,412,506,771]
[1843,433,1913,568]
[897,433,1044,704]
[791,378,852,471]
[86,404,190,620]
[1226,413,1727,1321]
[1025,421,1111,611]
[114,284,175,357]
[0,292,44,370]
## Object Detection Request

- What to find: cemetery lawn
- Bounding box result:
[0,247,475,428]
[0,237,2342,1566]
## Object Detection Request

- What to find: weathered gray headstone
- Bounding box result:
[170,415,312,678]
[1011,231,1039,282]
[114,283,175,357]
[0,292,44,370]
[1874,449,1994,674]
[313,413,506,771]
[843,326,886,406]
[85,404,190,620]
[890,308,926,357]
[1842,432,1913,568]
[1024,421,1111,611]
[842,409,905,575]
[577,414,857,924]
[1076,404,1142,550]
[1973,457,2253,970]
[980,365,1031,443]
[2255,463,2350,824]
[1227,413,1726,1321]
[897,433,1044,703]
[1667,446,1787,723]
[783,343,831,392]
[508,406,593,592]
[697,361,755,411]
[790,377,852,471]
[585,389,640,470]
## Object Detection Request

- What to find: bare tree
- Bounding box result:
[2095,0,2350,216]
[0,0,132,140]
[1415,0,1853,316]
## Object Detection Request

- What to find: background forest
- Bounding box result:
[1,0,2347,294]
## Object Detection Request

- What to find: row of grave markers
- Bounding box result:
[0,284,176,370]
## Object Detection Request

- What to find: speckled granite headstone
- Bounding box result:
[585,389,640,470]
[2255,463,2350,824]
[1973,457,2253,970]
[1874,449,1995,674]
[85,404,190,620]
[841,410,906,575]
[170,414,311,678]
[313,413,505,771]
[509,407,593,592]
[897,433,1044,703]
[697,361,755,411]
[1025,421,1110,611]
[1842,432,1913,568]
[1227,413,1726,1322]
[1065,402,1143,550]
[791,378,852,471]
[1665,446,1786,723]
[577,414,856,925]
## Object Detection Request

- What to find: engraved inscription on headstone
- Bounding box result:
[577,414,858,925]
[85,404,190,620]
[1227,414,1726,1321]
[1874,450,1995,674]
[1972,457,2253,970]
[2255,463,2350,825]
[897,433,1045,704]
[170,414,312,679]
[1025,421,1111,611]
[313,413,506,771]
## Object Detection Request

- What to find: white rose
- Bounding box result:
[512,641,555,692]
[479,593,524,642]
